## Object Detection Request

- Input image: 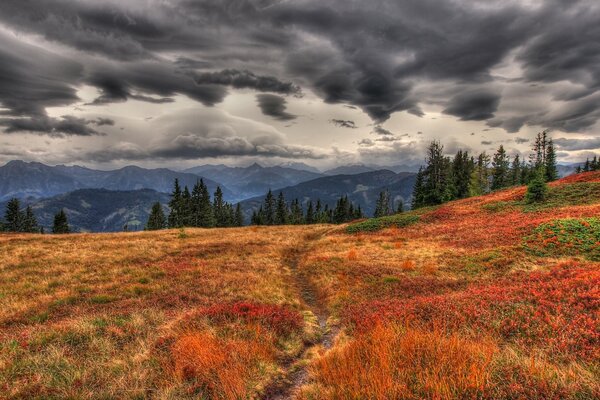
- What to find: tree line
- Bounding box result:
[0,198,70,234]
[412,131,558,209]
[575,156,600,173]
[250,190,364,225]
[146,179,243,230]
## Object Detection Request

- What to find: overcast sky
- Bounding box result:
[0,0,599,170]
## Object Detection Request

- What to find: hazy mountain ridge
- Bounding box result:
[240,170,417,218]
[0,188,170,233]
[184,162,325,199]
[0,161,233,202]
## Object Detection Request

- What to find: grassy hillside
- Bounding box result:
[1,172,599,399]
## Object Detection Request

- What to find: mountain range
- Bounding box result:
[0,160,232,202]
[240,170,417,219]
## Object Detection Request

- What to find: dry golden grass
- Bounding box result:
[0,226,328,399]
[1,173,600,399]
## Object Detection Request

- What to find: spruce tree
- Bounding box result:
[510,154,521,186]
[213,186,226,227]
[146,202,166,230]
[275,192,288,225]
[181,186,192,226]
[235,203,244,227]
[396,199,404,214]
[198,180,215,227]
[525,169,548,203]
[52,209,70,234]
[374,190,391,218]
[545,139,558,182]
[411,167,425,209]
[22,206,38,233]
[264,190,276,225]
[168,179,183,228]
[491,145,510,190]
[4,198,23,232]
[305,201,315,224]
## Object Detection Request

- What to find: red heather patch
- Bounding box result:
[196,301,303,336]
[344,262,600,361]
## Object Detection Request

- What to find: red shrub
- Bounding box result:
[196,301,303,336]
[344,262,600,361]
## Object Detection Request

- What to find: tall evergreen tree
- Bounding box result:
[264,189,276,225]
[213,186,226,227]
[422,141,454,206]
[545,139,558,182]
[235,203,244,227]
[374,190,391,217]
[469,152,490,196]
[275,191,288,225]
[146,202,166,230]
[305,201,315,224]
[22,206,38,233]
[168,179,183,228]
[491,145,510,190]
[396,199,404,214]
[52,209,70,234]
[510,154,521,186]
[4,198,23,232]
[181,186,192,226]
[411,167,425,209]
[452,150,472,199]
[289,199,304,225]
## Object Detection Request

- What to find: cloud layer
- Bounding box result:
[0,0,599,163]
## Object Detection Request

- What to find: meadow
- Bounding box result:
[1,172,600,399]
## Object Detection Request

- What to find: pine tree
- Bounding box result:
[374,190,391,217]
[545,139,558,182]
[235,203,244,227]
[491,145,510,190]
[305,201,315,224]
[181,186,192,226]
[583,159,591,172]
[22,206,38,233]
[453,150,473,199]
[168,179,183,228]
[510,154,521,186]
[525,169,548,204]
[469,152,490,196]
[263,189,276,225]
[146,202,166,230]
[52,209,70,234]
[4,198,23,232]
[194,180,213,227]
[422,141,454,206]
[411,167,425,209]
[396,199,404,214]
[289,199,304,225]
[213,186,226,227]
[275,192,288,225]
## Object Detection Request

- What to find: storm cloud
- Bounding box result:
[255,94,296,120]
[0,0,599,163]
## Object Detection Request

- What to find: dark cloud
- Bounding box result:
[515,137,529,144]
[481,140,493,146]
[330,119,357,129]
[373,126,394,136]
[0,116,104,137]
[0,0,599,142]
[195,70,301,95]
[443,90,501,121]
[553,137,600,151]
[255,94,296,120]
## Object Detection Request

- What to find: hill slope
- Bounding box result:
[1,188,170,232]
[0,172,598,398]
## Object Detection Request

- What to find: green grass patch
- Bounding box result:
[483,183,600,213]
[89,295,116,304]
[523,218,600,261]
[347,213,420,233]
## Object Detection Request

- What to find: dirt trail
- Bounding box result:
[261,228,338,400]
